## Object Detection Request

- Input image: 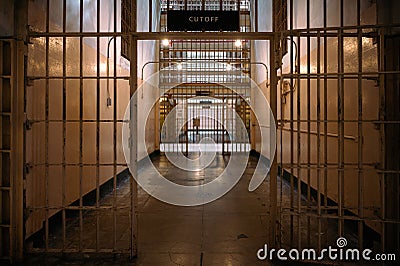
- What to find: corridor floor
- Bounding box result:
[25,153,344,265]
[136,154,270,265]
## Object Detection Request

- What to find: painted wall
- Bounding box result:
[251,0,382,233]
[25,0,160,238]
[250,0,272,153]
[137,0,161,156]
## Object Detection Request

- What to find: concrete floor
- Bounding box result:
[24,153,346,265]
[136,154,270,265]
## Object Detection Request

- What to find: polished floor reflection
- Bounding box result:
[26,153,344,265]
[137,154,269,265]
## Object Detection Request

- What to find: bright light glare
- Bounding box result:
[162,39,169,47]
[235,39,242,47]
[177,63,183,70]
[226,64,232,71]
[100,63,107,73]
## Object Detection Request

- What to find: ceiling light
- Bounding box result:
[161,39,169,47]
[235,39,242,47]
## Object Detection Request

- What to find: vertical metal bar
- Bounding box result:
[44,0,50,251]
[0,40,4,259]
[149,0,153,32]
[316,30,322,251]
[96,0,100,252]
[9,40,14,263]
[209,99,211,148]
[0,40,2,257]
[378,28,386,252]
[130,0,138,258]
[356,0,364,250]
[79,0,83,251]
[4,39,22,263]
[269,37,278,247]
[306,0,311,247]
[254,0,258,32]
[129,34,138,257]
[278,34,284,247]
[62,0,67,251]
[113,0,118,251]
[174,86,177,153]
[236,95,239,152]
[337,0,345,237]
[222,97,225,154]
[323,1,328,244]
[216,90,219,150]
[12,1,27,257]
[296,34,301,249]
[186,97,188,156]
[289,0,294,248]
[213,96,215,146]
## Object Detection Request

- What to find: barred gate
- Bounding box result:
[274,0,400,253]
[25,0,137,256]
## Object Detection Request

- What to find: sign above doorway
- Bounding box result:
[167,10,240,31]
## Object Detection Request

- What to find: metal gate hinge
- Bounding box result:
[25,115,32,130]
[24,208,33,221]
[25,163,33,175]
[26,77,35,87]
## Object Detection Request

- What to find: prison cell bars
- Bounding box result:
[24,10,278,262]
[25,0,136,255]
[159,0,251,155]
[277,0,400,253]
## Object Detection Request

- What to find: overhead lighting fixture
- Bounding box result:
[235,39,242,47]
[226,63,232,71]
[161,39,169,47]
[177,63,183,70]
